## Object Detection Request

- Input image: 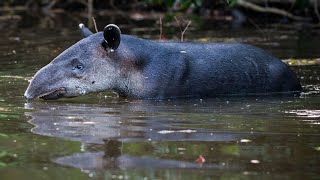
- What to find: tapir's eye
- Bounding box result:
[76,64,83,70]
[72,64,84,70]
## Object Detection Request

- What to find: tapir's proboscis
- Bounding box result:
[24,23,302,100]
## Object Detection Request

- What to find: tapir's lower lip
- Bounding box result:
[39,88,66,100]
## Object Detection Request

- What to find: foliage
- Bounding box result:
[227,0,238,7]
[144,0,203,11]
[0,0,318,26]
[144,0,176,7]
[0,0,314,10]
[294,0,310,10]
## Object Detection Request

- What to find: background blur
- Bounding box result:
[1,0,319,31]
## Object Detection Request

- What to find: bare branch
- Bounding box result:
[174,16,191,42]
[236,0,310,21]
[159,16,163,40]
[92,17,98,33]
[87,0,93,28]
[181,21,191,42]
[315,0,320,24]
[174,16,183,34]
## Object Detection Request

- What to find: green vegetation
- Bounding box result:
[0,0,319,27]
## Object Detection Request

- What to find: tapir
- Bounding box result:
[24,23,302,100]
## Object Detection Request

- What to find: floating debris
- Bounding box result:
[283,58,320,66]
[157,129,197,134]
[196,155,205,167]
[240,139,252,143]
[250,159,260,164]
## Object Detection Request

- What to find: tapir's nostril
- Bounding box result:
[25,96,31,100]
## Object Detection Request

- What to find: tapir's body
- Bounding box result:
[24,24,301,100]
[120,35,301,98]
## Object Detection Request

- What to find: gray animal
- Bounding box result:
[24,23,301,100]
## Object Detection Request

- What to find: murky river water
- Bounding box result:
[0,23,319,179]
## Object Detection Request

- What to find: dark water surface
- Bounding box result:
[0,25,319,179]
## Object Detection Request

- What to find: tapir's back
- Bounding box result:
[136,38,302,98]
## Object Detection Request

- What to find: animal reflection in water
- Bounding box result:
[25,101,248,170]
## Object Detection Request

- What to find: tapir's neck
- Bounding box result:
[112,70,144,98]
[108,41,148,98]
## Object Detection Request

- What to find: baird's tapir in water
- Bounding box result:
[24,23,302,100]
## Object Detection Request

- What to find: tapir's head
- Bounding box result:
[24,24,124,100]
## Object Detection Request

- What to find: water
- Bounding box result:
[0,24,319,179]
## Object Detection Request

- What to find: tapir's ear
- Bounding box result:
[103,24,121,51]
[79,23,93,38]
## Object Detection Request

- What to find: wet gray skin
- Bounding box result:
[24,23,301,100]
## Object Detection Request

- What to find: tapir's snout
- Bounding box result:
[24,62,69,101]
[24,88,34,101]
[24,86,66,100]
[24,77,41,101]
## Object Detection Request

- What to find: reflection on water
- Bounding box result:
[26,99,254,144]
[54,152,221,170]
[287,109,320,118]
[22,97,320,178]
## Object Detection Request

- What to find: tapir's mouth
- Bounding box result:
[39,88,66,100]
